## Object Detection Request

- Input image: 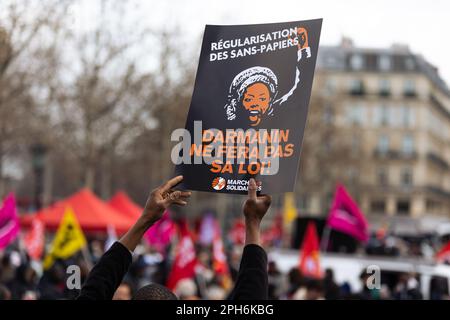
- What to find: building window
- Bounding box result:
[324,79,336,95]
[379,79,391,96]
[325,55,340,69]
[426,199,441,212]
[400,167,413,187]
[347,104,365,125]
[347,168,358,183]
[400,106,415,127]
[378,55,392,71]
[396,200,410,215]
[377,135,390,154]
[403,79,416,97]
[389,106,401,127]
[370,200,386,213]
[377,167,389,186]
[349,79,365,95]
[299,194,309,211]
[323,192,334,211]
[405,57,415,71]
[402,135,414,155]
[373,104,390,126]
[350,54,364,70]
[351,134,360,154]
[322,103,334,124]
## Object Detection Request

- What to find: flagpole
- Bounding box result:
[81,246,93,270]
[320,226,331,252]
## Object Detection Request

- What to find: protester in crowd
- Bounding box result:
[226,178,271,300]
[304,279,324,300]
[77,176,271,300]
[206,285,227,300]
[268,261,283,300]
[323,268,340,300]
[37,261,67,300]
[284,267,305,299]
[174,278,200,300]
[227,246,242,282]
[77,175,191,300]
[6,263,38,300]
[357,270,378,300]
[0,284,11,300]
[112,282,133,300]
[393,273,422,300]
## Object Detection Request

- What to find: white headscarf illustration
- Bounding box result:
[223,27,311,126]
[224,67,278,122]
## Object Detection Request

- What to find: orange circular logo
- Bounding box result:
[212,177,226,191]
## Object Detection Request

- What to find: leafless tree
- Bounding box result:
[0,0,69,199]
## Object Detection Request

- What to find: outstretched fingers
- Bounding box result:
[160,175,184,193]
[161,190,191,207]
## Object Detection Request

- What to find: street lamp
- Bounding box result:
[30,144,47,210]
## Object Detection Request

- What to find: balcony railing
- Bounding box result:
[403,90,417,98]
[378,90,391,97]
[373,149,417,160]
[426,152,450,170]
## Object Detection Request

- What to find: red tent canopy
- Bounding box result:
[20,189,134,233]
[108,191,143,220]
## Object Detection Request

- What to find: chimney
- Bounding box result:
[390,43,410,54]
[340,37,354,49]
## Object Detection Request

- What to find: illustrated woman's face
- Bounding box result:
[242,82,270,126]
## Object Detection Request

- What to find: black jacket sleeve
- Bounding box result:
[76,241,132,300]
[228,244,268,300]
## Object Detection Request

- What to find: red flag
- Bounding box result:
[262,212,283,246]
[436,241,450,263]
[166,220,197,290]
[299,222,322,278]
[211,220,232,290]
[212,220,229,274]
[24,218,45,260]
[327,184,369,242]
[228,219,245,245]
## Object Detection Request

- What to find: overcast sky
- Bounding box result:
[140,0,450,86]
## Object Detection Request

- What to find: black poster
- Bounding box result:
[174,19,322,194]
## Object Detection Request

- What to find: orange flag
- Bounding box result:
[299,221,322,278]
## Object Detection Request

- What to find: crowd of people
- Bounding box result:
[1,177,450,300]
[2,238,449,300]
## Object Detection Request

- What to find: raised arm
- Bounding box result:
[77,176,191,300]
[228,178,271,300]
[119,175,191,252]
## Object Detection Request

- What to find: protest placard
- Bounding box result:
[174,19,322,194]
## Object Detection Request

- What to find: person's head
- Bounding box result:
[288,267,304,287]
[0,284,11,300]
[268,261,280,274]
[242,82,270,126]
[174,278,199,300]
[305,279,324,300]
[224,67,278,126]
[113,282,133,300]
[324,268,334,282]
[206,285,226,300]
[132,283,177,300]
